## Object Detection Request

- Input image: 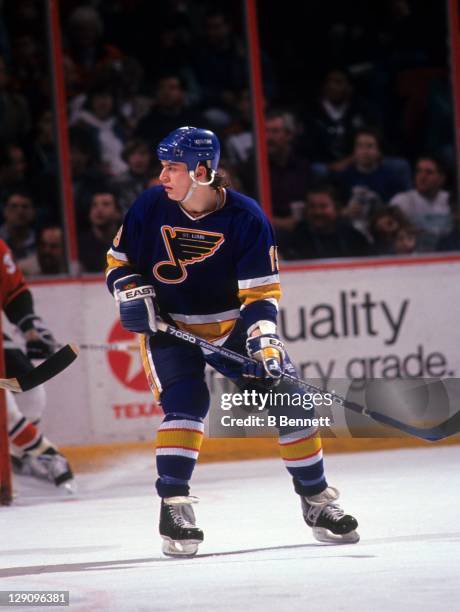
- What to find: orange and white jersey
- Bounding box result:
[0,239,27,309]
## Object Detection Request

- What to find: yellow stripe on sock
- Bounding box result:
[278,433,322,461]
[156,428,204,452]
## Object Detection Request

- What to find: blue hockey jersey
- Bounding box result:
[106,186,281,343]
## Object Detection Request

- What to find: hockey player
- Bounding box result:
[0,239,74,488]
[107,126,359,556]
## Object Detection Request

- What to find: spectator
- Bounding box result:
[153,17,200,105]
[192,10,247,120]
[337,128,411,237]
[0,143,29,200]
[437,197,460,251]
[69,127,107,229]
[65,6,123,91]
[300,68,378,172]
[9,32,48,116]
[369,206,413,255]
[0,54,31,142]
[71,56,153,137]
[36,225,66,275]
[110,139,153,214]
[71,83,127,177]
[30,109,55,178]
[225,89,254,165]
[78,190,122,272]
[423,76,455,174]
[338,129,411,202]
[112,57,153,135]
[281,185,371,260]
[0,189,36,273]
[239,110,313,231]
[390,156,452,252]
[135,74,204,147]
[24,225,66,276]
[394,225,418,255]
[29,109,59,218]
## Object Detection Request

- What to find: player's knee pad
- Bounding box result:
[15,385,47,423]
[160,377,210,420]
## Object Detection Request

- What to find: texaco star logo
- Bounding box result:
[107,321,149,392]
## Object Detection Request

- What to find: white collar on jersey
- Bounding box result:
[179,188,227,221]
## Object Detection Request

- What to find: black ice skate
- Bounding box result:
[160,496,204,557]
[13,449,75,491]
[301,486,359,544]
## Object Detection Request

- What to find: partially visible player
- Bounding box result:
[0,239,74,488]
[107,126,359,556]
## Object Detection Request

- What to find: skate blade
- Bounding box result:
[161,536,201,557]
[312,527,360,544]
[58,479,77,495]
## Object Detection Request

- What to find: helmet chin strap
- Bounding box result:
[189,169,216,186]
[180,168,216,204]
[180,178,198,204]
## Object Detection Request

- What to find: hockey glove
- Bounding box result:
[246,330,286,382]
[17,315,56,360]
[113,274,158,335]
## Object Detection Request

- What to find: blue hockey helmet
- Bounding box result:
[157,126,220,180]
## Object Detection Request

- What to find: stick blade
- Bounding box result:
[15,344,78,392]
[421,410,460,441]
[368,409,460,442]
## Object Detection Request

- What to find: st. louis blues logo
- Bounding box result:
[153,226,224,283]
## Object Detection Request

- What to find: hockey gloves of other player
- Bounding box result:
[113,275,158,335]
[245,331,286,383]
[17,315,56,360]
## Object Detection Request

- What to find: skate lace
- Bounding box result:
[321,503,345,522]
[169,505,195,528]
[307,501,345,524]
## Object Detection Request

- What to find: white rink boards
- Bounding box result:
[10,256,460,446]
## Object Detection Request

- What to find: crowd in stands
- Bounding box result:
[0,0,457,276]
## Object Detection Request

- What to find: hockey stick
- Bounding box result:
[78,342,138,351]
[154,321,460,442]
[57,342,138,352]
[0,344,78,392]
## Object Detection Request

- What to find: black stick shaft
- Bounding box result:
[155,322,458,442]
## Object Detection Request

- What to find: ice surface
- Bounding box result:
[0,446,459,611]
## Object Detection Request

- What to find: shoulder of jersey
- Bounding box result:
[226,189,268,224]
[0,238,9,255]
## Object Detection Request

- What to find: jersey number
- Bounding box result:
[3,252,16,274]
